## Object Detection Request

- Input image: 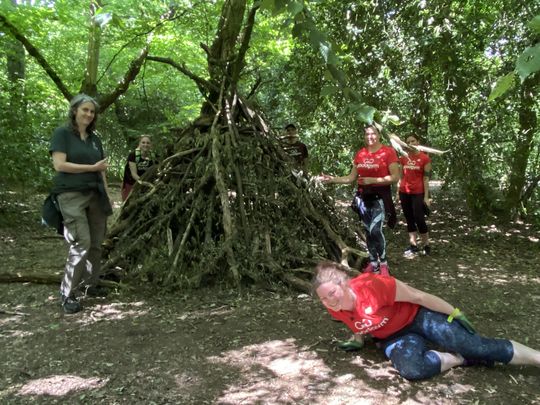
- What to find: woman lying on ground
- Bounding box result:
[313,261,540,380]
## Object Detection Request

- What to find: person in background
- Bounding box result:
[313,261,540,381]
[281,123,309,171]
[397,134,432,256]
[121,135,157,201]
[49,94,112,314]
[319,125,399,276]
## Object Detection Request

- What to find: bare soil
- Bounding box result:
[1,186,539,404]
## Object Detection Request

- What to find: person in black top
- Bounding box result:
[121,135,157,201]
[49,94,112,314]
[281,123,308,171]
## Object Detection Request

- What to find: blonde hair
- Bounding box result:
[312,261,350,293]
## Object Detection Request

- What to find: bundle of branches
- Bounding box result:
[102,98,366,292]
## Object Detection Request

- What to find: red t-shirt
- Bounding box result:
[326,274,420,339]
[353,145,398,194]
[399,152,431,194]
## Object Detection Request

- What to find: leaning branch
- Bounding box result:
[98,40,152,112]
[0,14,72,100]
[230,4,259,86]
[146,55,218,93]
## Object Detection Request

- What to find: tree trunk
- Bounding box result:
[6,0,25,117]
[504,72,540,217]
[81,0,103,97]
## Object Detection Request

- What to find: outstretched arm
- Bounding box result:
[394,279,454,315]
[320,164,357,185]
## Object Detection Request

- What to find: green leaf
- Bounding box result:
[327,64,346,86]
[273,0,287,15]
[319,41,338,64]
[287,1,304,16]
[528,15,540,33]
[259,0,275,12]
[309,29,327,49]
[488,72,515,101]
[291,22,309,39]
[516,43,540,82]
[320,85,339,96]
[356,104,377,123]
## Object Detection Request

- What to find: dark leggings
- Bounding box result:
[399,192,428,234]
[359,198,387,262]
[379,308,513,380]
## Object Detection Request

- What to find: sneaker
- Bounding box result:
[363,262,378,273]
[61,295,82,314]
[379,262,390,276]
[85,286,108,297]
[404,245,419,257]
[423,245,431,256]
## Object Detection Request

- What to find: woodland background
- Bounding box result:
[1,1,540,404]
[1,0,539,219]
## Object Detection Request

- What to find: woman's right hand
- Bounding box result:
[315,173,333,183]
[93,158,108,172]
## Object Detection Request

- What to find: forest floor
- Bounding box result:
[1,184,539,405]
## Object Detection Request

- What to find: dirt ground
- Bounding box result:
[1,185,539,404]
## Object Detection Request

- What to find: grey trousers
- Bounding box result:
[57,190,107,298]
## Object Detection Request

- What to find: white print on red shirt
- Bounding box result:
[354,316,390,334]
[403,157,423,171]
[357,158,379,170]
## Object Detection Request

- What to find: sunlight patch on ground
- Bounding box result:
[75,301,149,325]
[17,375,108,397]
[179,304,235,322]
[206,338,415,404]
[350,356,397,380]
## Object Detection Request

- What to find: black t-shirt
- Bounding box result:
[49,126,104,193]
[122,150,157,186]
[282,141,308,167]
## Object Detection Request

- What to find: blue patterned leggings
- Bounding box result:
[359,198,386,262]
[379,308,514,380]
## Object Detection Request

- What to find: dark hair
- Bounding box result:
[363,124,381,134]
[68,94,99,133]
[284,123,297,130]
[406,134,425,144]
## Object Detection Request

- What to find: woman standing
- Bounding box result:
[49,94,112,314]
[397,135,432,256]
[313,261,540,380]
[121,135,157,201]
[319,125,399,275]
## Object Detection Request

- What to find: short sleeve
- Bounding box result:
[386,146,399,165]
[49,127,69,155]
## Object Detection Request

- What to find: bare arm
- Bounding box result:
[101,172,111,199]
[423,162,432,206]
[395,164,403,199]
[128,161,140,181]
[321,164,358,185]
[52,152,107,174]
[394,279,454,315]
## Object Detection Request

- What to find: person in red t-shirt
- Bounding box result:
[319,125,399,275]
[313,261,540,380]
[397,135,432,256]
